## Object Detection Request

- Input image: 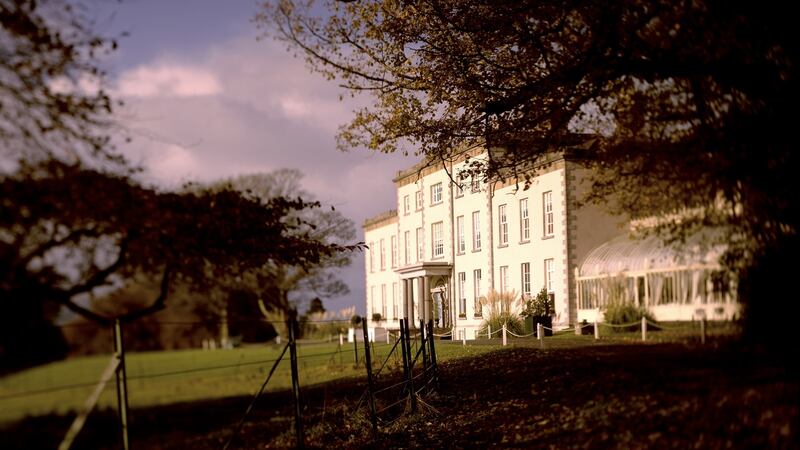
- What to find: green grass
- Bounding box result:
[0,339,499,424]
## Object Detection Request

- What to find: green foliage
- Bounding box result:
[603,302,656,332]
[262,0,800,341]
[480,289,524,336]
[521,287,554,318]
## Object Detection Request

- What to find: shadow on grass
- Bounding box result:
[1,341,796,449]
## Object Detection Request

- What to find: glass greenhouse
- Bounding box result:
[576,232,739,322]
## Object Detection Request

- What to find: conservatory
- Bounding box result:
[576,232,739,323]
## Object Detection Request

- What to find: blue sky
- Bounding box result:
[92,0,413,314]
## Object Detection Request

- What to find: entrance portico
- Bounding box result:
[396,262,452,329]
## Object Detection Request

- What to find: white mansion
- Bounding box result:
[364,147,739,339]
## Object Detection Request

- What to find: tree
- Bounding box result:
[259,0,798,340]
[1,0,121,164]
[0,161,359,367]
[219,169,357,316]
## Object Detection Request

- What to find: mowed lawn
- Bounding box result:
[0,339,497,424]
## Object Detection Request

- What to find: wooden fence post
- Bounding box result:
[594,319,600,340]
[113,320,130,450]
[353,325,359,367]
[537,323,543,341]
[287,310,304,449]
[427,320,438,391]
[502,324,507,346]
[700,317,707,344]
[641,316,647,342]
[403,318,416,411]
[361,318,378,440]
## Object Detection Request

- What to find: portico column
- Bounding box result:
[401,279,409,319]
[424,276,431,322]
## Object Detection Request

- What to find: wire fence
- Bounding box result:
[1,314,737,448]
[0,314,443,450]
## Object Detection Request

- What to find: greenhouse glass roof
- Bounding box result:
[579,232,726,278]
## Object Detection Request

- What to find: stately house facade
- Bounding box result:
[363,149,625,339]
[364,148,740,339]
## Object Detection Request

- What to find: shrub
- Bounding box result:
[603,302,657,332]
[480,289,524,336]
[521,287,554,318]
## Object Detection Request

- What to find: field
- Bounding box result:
[1,326,796,449]
[0,338,495,424]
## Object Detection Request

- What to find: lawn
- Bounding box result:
[0,338,497,424]
[2,325,794,449]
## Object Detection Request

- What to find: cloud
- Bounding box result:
[112,36,414,314]
[116,64,222,98]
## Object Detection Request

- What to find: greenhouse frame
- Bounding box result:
[576,233,739,323]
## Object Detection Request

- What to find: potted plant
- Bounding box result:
[521,287,554,336]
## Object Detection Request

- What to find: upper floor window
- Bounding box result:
[416,227,424,261]
[403,195,410,215]
[456,215,465,254]
[471,176,480,193]
[472,211,481,251]
[404,231,411,265]
[498,204,508,246]
[369,242,374,272]
[520,198,530,241]
[415,190,424,210]
[454,181,464,198]
[432,221,444,258]
[390,235,398,268]
[430,182,443,205]
[521,262,531,297]
[379,239,386,271]
[543,191,554,237]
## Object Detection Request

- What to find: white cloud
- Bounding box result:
[116,64,222,98]
[112,36,414,314]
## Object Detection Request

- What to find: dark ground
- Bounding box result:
[1,338,797,449]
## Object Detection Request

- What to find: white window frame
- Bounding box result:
[430,182,443,205]
[543,191,554,237]
[473,269,482,317]
[498,204,508,246]
[456,215,465,254]
[432,221,444,258]
[458,272,467,317]
[391,235,398,268]
[545,258,555,293]
[371,285,376,315]
[520,198,530,241]
[472,211,481,251]
[415,190,424,211]
[379,239,386,271]
[471,176,480,193]
[403,195,410,215]
[369,242,374,273]
[455,181,464,198]
[521,262,531,296]
[416,227,424,261]
[404,231,411,265]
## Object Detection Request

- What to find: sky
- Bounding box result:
[92,0,414,314]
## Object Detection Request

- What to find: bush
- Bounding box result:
[603,302,657,332]
[479,289,525,337]
[481,311,525,337]
[521,287,554,318]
